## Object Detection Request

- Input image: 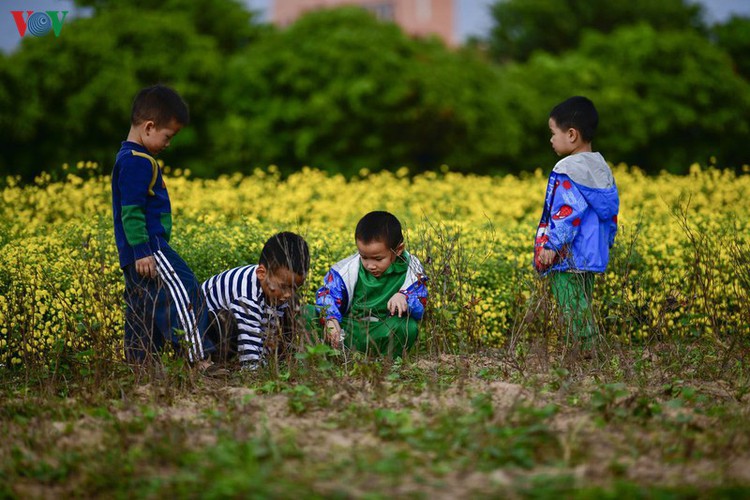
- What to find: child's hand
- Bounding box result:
[325,319,342,348]
[387,292,409,317]
[538,248,557,268]
[135,255,157,278]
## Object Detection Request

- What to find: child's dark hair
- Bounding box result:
[550,96,598,143]
[259,232,310,276]
[131,85,190,127]
[355,211,403,251]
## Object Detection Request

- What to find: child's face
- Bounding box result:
[549,117,576,157]
[141,118,182,156]
[257,265,305,304]
[356,238,404,278]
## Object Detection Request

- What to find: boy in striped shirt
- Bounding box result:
[202,232,310,369]
[112,85,214,367]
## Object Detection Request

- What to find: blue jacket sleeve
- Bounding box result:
[401,274,428,320]
[315,269,347,323]
[545,174,588,253]
[118,154,154,260]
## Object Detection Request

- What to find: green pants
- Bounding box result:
[549,272,596,348]
[303,305,418,358]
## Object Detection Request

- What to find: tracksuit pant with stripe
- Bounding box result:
[122,244,213,363]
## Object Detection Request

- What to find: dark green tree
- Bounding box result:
[488,0,705,62]
[502,24,750,172]
[72,0,261,53]
[0,0,260,178]
[712,15,750,81]
[210,7,515,175]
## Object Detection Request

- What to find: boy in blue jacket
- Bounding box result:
[534,96,620,349]
[314,211,428,358]
[112,85,213,367]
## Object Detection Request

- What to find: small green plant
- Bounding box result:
[374,408,416,440]
[590,382,629,423]
[285,384,318,415]
[294,343,340,376]
[546,366,571,392]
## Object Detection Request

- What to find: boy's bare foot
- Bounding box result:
[196,358,213,371]
[196,358,229,377]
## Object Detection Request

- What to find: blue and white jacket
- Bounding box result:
[315,252,428,322]
[534,152,619,275]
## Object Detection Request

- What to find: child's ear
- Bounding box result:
[394,242,405,257]
[256,264,267,281]
[567,127,579,143]
[143,120,156,135]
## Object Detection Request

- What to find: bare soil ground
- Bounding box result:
[3,349,750,498]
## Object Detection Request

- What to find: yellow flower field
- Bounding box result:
[1,162,748,367]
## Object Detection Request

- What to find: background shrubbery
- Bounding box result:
[0,0,749,178]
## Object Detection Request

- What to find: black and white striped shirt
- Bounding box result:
[201,265,284,367]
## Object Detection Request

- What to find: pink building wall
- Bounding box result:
[273,0,456,46]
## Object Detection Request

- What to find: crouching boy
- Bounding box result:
[201,232,310,370]
[313,211,428,357]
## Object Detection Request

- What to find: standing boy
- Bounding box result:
[112,85,212,366]
[202,232,310,370]
[314,211,428,357]
[534,96,620,349]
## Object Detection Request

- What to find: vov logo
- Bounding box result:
[11,10,69,38]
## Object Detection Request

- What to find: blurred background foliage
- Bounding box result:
[0,0,748,178]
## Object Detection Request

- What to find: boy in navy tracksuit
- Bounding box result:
[112,85,213,366]
[534,96,620,349]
